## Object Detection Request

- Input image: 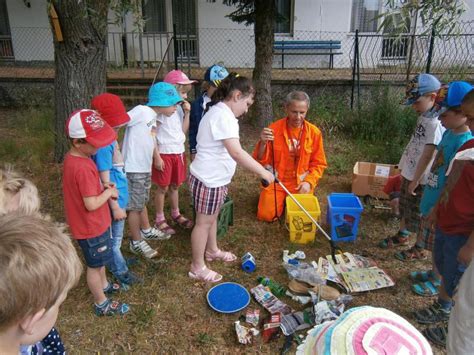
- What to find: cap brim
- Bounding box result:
[85,124,117,148]
[176,79,198,85]
[110,112,131,128]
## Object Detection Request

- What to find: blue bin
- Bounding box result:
[327,193,364,242]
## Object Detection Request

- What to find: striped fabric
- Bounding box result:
[189,174,227,215]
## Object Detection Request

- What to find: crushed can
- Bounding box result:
[241,252,256,273]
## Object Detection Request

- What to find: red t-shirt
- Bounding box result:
[437,139,474,236]
[63,153,111,239]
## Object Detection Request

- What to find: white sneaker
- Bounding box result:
[129,240,158,259]
[140,227,171,241]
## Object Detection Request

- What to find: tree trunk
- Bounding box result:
[52,0,111,162]
[252,0,275,127]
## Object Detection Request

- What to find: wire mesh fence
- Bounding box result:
[0,22,472,83]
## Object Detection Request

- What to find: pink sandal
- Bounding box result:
[188,266,222,283]
[155,220,176,235]
[205,249,237,262]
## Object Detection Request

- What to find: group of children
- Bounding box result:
[380,74,474,348]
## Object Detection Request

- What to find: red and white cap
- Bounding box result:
[163,70,197,85]
[66,109,117,148]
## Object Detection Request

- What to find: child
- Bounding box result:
[0,213,82,355]
[383,173,402,218]
[151,70,196,235]
[189,64,229,160]
[188,73,274,282]
[418,88,474,347]
[122,82,182,257]
[63,109,129,316]
[410,81,473,312]
[91,93,142,287]
[379,74,443,250]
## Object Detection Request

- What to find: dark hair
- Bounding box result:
[462,88,474,106]
[69,138,87,145]
[208,73,255,109]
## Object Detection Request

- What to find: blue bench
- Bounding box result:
[273,40,342,69]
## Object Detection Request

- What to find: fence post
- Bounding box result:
[425,26,435,74]
[173,23,178,70]
[351,29,359,110]
[138,31,144,79]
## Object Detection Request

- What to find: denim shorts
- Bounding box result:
[433,228,468,297]
[126,172,151,211]
[77,228,113,268]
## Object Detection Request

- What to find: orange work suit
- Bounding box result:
[252,118,327,222]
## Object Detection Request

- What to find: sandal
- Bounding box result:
[172,214,194,229]
[95,299,130,316]
[414,302,450,324]
[423,324,448,347]
[410,270,437,282]
[412,279,441,297]
[155,220,176,235]
[378,231,410,249]
[205,249,237,262]
[394,246,427,261]
[188,266,223,283]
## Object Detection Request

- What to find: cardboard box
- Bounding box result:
[352,162,400,199]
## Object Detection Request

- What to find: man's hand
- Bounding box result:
[260,128,274,143]
[297,181,311,193]
[408,180,419,195]
[458,243,474,266]
[112,207,127,221]
[182,100,191,113]
[154,157,165,172]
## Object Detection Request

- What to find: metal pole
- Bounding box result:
[350,29,358,110]
[138,31,144,79]
[426,26,435,74]
[405,8,419,84]
[173,23,178,70]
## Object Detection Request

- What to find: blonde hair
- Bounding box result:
[175,83,192,93]
[0,213,82,330]
[0,167,40,216]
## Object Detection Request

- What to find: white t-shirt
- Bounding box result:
[156,105,186,154]
[190,102,239,188]
[448,261,474,354]
[398,113,445,183]
[122,105,157,173]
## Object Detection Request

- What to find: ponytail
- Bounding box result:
[206,73,255,111]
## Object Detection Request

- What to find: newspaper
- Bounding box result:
[317,252,394,293]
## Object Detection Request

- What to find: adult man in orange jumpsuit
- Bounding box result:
[253,91,327,222]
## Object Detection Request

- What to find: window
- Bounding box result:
[0,0,11,36]
[274,0,293,34]
[142,0,167,33]
[351,0,382,32]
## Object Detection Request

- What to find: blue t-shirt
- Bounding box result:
[420,129,473,216]
[92,142,129,209]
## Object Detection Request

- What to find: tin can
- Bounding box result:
[241,252,256,272]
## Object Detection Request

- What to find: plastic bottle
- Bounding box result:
[257,276,286,297]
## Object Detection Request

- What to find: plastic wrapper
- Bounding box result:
[284,262,325,286]
[313,294,353,325]
[245,309,260,327]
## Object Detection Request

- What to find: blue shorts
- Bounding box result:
[433,228,468,297]
[77,228,113,268]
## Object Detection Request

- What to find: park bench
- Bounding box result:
[273,40,342,69]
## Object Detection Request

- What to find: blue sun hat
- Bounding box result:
[403,74,441,105]
[434,81,473,114]
[147,82,183,107]
[204,64,229,87]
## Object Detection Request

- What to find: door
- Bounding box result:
[172,0,198,63]
[0,0,13,60]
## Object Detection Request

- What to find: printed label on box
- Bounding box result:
[374,165,390,178]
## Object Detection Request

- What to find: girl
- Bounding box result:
[188,73,274,282]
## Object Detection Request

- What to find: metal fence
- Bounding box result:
[0,22,472,83]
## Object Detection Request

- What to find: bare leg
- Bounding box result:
[154,185,168,221]
[87,267,107,305]
[139,207,151,230]
[128,210,142,242]
[190,212,218,272]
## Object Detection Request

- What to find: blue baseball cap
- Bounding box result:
[147,82,183,107]
[403,74,441,105]
[204,64,229,87]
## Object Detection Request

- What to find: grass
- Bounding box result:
[0,100,445,354]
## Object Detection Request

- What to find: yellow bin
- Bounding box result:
[285,194,321,244]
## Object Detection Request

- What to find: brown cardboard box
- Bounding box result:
[352,162,400,199]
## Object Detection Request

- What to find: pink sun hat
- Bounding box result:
[163,70,197,85]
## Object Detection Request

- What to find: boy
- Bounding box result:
[91,93,142,288]
[413,82,473,328]
[152,70,196,234]
[421,88,474,348]
[122,82,182,258]
[63,109,129,316]
[379,74,443,251]
[0,213,82,354]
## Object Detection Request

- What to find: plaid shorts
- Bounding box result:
[415,215,436,251]
[399,177,423,233]
[126,172,151,211]
[189,174,228,215]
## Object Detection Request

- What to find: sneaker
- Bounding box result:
[116,271,143,286]
[140,227,171,241]
[95,299,130,316]
[414,302,451,324]
[129,240,158,259]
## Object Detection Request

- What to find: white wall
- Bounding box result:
[6,0,54,61]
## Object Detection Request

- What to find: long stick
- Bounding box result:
[271,141,278,221]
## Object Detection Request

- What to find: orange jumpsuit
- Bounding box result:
[252,118,327,222]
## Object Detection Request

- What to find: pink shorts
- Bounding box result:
[151,153,187,187]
